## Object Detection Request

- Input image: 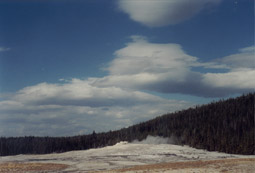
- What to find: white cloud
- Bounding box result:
[13,79,169,107]
[202,45,255,90]
[95,36,197,90]
[118,0,221,27]
[0,78,191,136]
[92,37,254,97]
[239,45,255,53]
[218,45,255,69]
[0,38,253,136]
[109,37,196,75]
[203,68,255,89]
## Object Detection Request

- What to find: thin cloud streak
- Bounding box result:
[0,47,11,52]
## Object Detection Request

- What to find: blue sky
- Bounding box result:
[0,0,254,136]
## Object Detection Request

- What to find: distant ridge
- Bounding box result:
[0,93,254,156]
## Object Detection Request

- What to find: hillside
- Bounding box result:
[0,93,254,156]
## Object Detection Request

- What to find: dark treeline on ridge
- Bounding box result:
[0,93,254,156]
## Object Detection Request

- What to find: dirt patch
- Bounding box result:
[1,158,254,172]
[103,158,255,173]
[0,162,69,172]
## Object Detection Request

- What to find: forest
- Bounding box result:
[0,93,254,156]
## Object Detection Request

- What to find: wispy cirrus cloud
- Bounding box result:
[117,0,221,27]
[0,47,11,52]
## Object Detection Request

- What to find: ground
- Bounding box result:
[106,158,255,173]
[0,162,68,173]
[0,158,254,172]
[1,139,255,172]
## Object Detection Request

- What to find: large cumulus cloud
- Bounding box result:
[0,77,191,136]
[0,36,253,136]
[93,36,254,97]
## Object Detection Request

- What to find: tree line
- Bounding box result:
[0,93,254,156]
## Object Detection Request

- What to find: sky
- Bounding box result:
[0,0,254,137]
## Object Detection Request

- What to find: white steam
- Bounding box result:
[132,135,176,144]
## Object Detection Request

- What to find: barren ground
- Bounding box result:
[0,162,68,173]
[0,158,254,172]
[106,158,255,173]
[1,139,255,172]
